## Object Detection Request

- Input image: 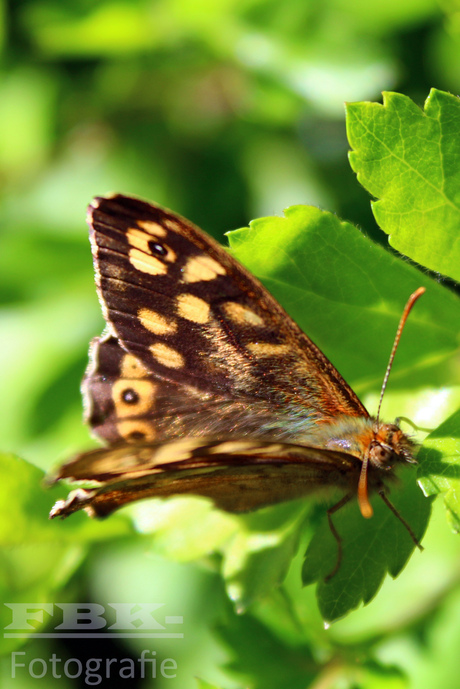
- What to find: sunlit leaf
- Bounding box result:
[347,89,460,281]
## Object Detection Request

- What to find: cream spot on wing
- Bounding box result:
[150,342,185,368]
[182,255,226,283]
[137,220,167,237]
[127,227,176,274]
[208,441,253,454]
[248,443,284,455]
[222,302,264,326]
[129,248,168,275]
[176,293,210,324]
[117,420,156,442]
[153,439,204,465]
[138,308,177,335]
[120,354,149,379]
[164,218,182,232]
[247,343,291,357]
[127,227,151,252]
[112,379,156,417]
[209,441,285,455]
[167,249,176,263]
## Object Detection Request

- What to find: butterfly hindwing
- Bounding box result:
[49,438,364,518]
[84,334,295,445]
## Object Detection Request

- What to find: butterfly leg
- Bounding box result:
[324,493,352,582]
[378,490,423,551]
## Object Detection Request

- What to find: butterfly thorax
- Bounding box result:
[312,416,416,473]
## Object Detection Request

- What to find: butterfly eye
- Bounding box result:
[148,241,167,257]
[370,443,393,468]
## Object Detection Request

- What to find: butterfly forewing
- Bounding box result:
[86,194,367,448]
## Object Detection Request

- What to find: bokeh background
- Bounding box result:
[1,1,460,688]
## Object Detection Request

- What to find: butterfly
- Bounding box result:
[49,194,423,577]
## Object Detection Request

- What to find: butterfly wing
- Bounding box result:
[84,334,288,444]
[49,438,364,518]
[85,194,367,447]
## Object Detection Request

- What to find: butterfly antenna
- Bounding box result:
[375,287,426,426]
[358,287,425,521]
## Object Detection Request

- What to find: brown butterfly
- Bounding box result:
[49,194,424,577]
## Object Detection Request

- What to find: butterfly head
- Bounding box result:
[356,420,417,519]
[318,415,416,519]
[368,422,416,470]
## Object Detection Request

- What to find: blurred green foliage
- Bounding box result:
[1,1,460,688]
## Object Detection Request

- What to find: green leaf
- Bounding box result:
[0,452,133,546]
[217,613,318,689]
[338,660,408,689]
[228,205,457,620]
[346,89,460,282]
[221,502,308,611]
[129,496,239,560]
[217,605,409,688]
[418,408,460,530]
[131,498,308,612]
[302,469,431,623]
[228,205,460,396]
